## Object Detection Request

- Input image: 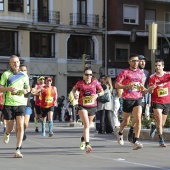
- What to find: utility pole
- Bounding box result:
[148,22,157,74]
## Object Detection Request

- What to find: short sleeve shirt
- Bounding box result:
[149,72,170,104]
[116,68,143,99]
[74,79,103,108]
[0,70,29,106]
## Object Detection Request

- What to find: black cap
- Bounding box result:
[139,55,147,60]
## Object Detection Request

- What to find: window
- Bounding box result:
[123,5,139,24]
[38,0,48,22]
[145,9,155,30]
[8,0,23,12]
[115,44,129,62]
[67,35,94,60]
[27,0,30,14]
[77,0,87,25]
[0,30,18,56]
[30,33,55,58]
[0,0,4,11]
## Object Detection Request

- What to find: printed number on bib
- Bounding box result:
[158,88,168,97]
[82,96,94,106]
[45,97,53,103]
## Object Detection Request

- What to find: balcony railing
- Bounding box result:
[33,10,60,24]
[145,20,170,34]
[70,13,99,27]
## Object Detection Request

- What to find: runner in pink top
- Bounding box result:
[115,53,147,150]
[148,59,170,147]
[72,67,104,154]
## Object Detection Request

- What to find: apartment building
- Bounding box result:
[0,0,104,97]
[107,0,170,75]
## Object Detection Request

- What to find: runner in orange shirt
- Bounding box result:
[40,77,57,137]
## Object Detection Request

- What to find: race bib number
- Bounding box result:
[157,88,168,97]
[45,97,53,103]
[82,96,94,106]
[131,82,141,91]
[23,98,28,105]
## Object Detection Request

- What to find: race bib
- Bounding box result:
[23,98,28,105]
[82,96,94,106]
[45,97,53,103]
[130,82,140,91]
[157,88,168,97]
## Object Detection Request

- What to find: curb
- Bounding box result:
[123,128,170,141]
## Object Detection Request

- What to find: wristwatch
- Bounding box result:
[97,93,100,97]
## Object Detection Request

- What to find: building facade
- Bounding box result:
[107,0,170,75]
[0,0,104,97]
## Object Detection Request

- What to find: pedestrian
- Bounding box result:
[115,53,147,150]
[127,55,150,143]
[19,64,32,141]
[0,55,30,158]
[112,79,123,131]
[72,67,104,153]
[31,76,45,132]
[148,59,170,147]
[98,75,113,134]
[40,77,57,137]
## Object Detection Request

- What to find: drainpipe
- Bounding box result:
[104,0,107,75]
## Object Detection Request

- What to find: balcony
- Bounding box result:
[70,13,99,27]
[145,20,170,35]
[33,10,60,24]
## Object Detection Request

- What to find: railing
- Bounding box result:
[145,20,170,34]
[70,13,99,27]
[33,10,60,24]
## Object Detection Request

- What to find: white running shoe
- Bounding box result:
[3,133,10,144]
[14,149,23,158]
[117,132,124,145]
[133,141,143,150]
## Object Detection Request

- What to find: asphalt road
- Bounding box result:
[0,122,169,170]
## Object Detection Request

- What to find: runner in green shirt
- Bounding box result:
[0,55,29,158]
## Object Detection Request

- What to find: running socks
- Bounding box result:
[81,136,84,142]
[34,118,38,127]
[48,121,53,133]
[42,121,46,132]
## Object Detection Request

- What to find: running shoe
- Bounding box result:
[86,144,92,154]
[23,130,27,141]
[35,127,39,132]
[127,128,133,142]
[133,141,143,150]
[79,141,85,150]
[14,149,23,158]
[3,133,10,144]
[159,139,167,147]
[117,132,124,145]
[150,122,156,139]
[49,132,53,137]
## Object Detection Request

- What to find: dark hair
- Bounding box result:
[129,53,139,60]
[20,64,27,68]
[84,67,92,73]
[155,59,164,65]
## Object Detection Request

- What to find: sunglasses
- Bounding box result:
[85,74,93,77]
[130,60,139,63]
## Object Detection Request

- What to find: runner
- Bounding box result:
[19,64,31,141]
[115,53,147,150]
[0,55,29,158]
[40,77,57,137]
[72,67,104,153]
[148,59,170,147]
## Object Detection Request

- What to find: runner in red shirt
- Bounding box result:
[40,77,57,137]
[149,59,170,147]
[72,67,104,153]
